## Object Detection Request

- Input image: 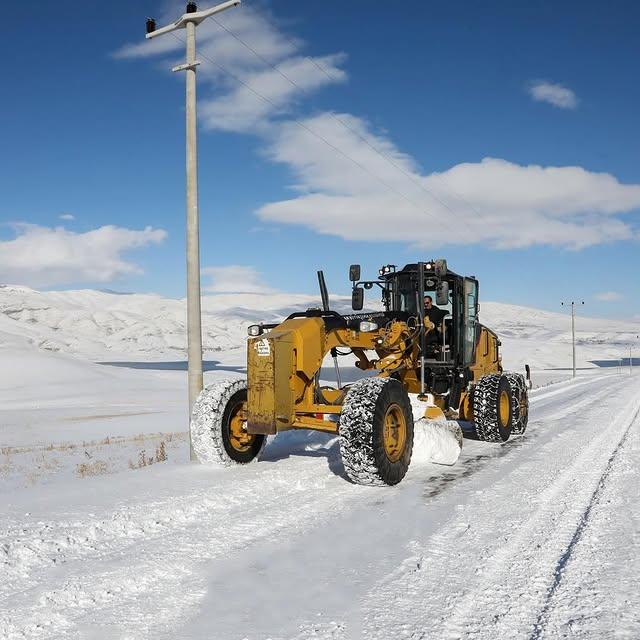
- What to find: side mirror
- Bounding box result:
[434,259,447,278]
[352,286,364,310]
[349,264,361,282]
[436,281,449,306]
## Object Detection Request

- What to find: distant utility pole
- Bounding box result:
[631,335,639,376]
[561,300,584,378]
[145,1,241,461]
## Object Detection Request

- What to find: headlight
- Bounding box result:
[247,324,262,337]
[359,321,379,332]
[425,262,432,269]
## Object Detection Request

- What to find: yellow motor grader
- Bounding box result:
[191,260,529,485]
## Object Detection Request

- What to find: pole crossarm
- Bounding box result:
[172,61,201,73]
[146,0,241,39]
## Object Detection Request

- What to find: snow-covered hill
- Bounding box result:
[0,285,636,370]
[0,285,329,359]
[479,301,638,370]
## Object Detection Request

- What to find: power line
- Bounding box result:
[209,13,485,223]
[224,6,490,223]
[169,31,461,234]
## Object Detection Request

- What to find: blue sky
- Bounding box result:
[1,0,639,318]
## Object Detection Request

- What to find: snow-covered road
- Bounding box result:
[2,371,639,639]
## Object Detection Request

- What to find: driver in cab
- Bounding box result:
[424,295,447,326]
[423,295,448,354]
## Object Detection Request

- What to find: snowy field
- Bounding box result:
[1,286,639,639]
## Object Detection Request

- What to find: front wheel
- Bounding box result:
[190,378,265,465]
[339,378,414,486]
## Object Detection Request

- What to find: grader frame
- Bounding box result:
[190,260,530,486]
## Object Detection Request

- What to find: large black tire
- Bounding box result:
[473,374,514,442]
[190,378,265,465]
[505,372,529,435]
[339,378,414,486]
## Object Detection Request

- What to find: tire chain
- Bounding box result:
[505,372,529,435]
[338,377,392,486]
[472,373,505,443]
[190,378,265,465]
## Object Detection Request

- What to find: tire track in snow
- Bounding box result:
[1,455,374,639]
[442,384,640,639]
[356,375,637,640]
[439,394,640,640]
[530,404,640,639]
[537,413,640,638]
[417,375,622,504]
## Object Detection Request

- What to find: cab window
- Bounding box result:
[463,279,478,364]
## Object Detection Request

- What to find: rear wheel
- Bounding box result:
[339,378,414,486]
[505,372,529,435]
[473,374,513,442]
[190,379,266,465]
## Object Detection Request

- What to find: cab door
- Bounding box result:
[462,278,479,366]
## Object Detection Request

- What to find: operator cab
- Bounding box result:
[350,260,480,369]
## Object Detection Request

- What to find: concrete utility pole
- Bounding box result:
[631,335,639,376]
[561,301,584,378]
[146,1,241,461]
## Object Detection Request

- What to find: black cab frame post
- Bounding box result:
[317,270,330,312]
[317,270,341,386]
[418,261,426,395]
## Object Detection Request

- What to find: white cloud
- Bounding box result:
[257,113,640,249]
[528,80,578,109]
[116,5,639,251]
[114,3,346,133]
[202,265,275,294]
[0,224,166,288]
[595,291,623,302]
[59,213,75,221]
[199,54,346,132]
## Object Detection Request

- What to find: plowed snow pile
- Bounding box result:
[410,395,464,465]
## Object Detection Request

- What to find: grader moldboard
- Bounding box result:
[191,260,529,486]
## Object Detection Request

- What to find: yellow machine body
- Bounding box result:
[193,261,528,487]
[246,316,502,435]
